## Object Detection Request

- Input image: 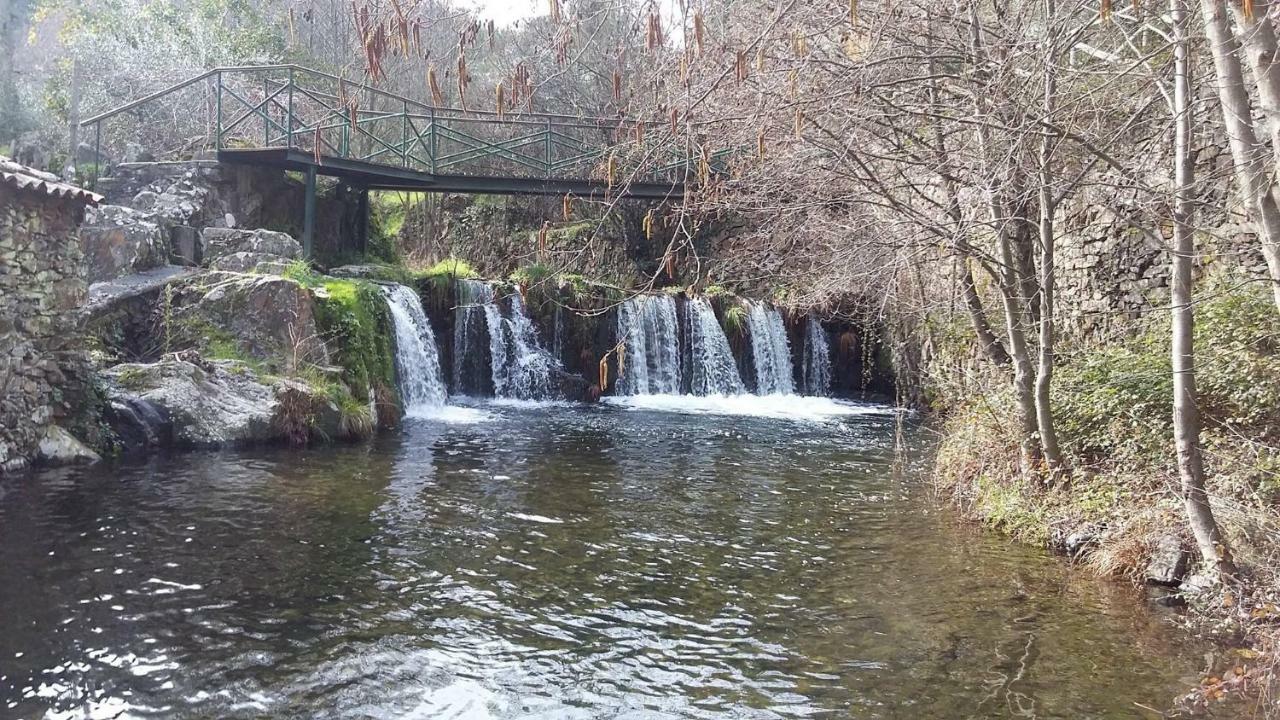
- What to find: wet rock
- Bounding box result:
[1145,535,1190,586]
[1063,528,1099,559]
[101,358,364,448]
[553,368,595,403]
[103,359,277,447]
[79,205,168,282]
[35,426,100,466]
[200,227,302,266]
[104,394,173,453]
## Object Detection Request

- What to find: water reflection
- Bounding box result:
[0,402,1216,718]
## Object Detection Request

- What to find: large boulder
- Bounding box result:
[79,204,168,282]
[208,251,294,275]
[35,426,101,466]
[103,359,277,447]
[200,227,302,266]
[169,272,329,369]
[101,357,369,449]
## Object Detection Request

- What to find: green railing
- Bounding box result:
[81,64,730,191]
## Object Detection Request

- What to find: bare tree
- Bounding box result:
[1171,0,1237,580]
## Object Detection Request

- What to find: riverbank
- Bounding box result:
[924,277,1279,712]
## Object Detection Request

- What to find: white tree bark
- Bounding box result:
[1226,1,1280,310]
[1035,0,1064,473]
[1172,0,1238,580]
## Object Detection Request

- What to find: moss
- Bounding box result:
[420,257,480,280]
[311,279,398,407]
[510,262,555,287]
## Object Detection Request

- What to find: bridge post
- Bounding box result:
[429,107,437,174]
[303,164,316,258]
[286,67,294,150]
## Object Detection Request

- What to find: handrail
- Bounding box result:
[80,63,663,129]
[80,68,219,125]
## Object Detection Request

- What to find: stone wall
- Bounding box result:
[1053,136,1269,337]
[96,161,364,266]
[0,185,96,471]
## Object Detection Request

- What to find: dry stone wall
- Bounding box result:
[0,184,96,471]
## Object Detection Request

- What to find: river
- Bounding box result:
[0,397,1209,718]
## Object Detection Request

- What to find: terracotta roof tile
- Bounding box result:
[0,156,103,204]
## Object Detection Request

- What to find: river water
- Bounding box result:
[1,398,1208,719]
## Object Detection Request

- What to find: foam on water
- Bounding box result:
[402,405,491,424]
[602,393,893,421]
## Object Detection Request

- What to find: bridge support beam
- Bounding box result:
[302,164,316,258]
[356,187,369,257]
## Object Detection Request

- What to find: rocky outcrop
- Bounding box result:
[102,357,370,449]
[200,227,302,266]
[207,251,294,274]
[97,162,365,265]
[168,272,329,369]
[79,204,168,282]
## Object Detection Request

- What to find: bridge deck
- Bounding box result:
[217,148,684,200]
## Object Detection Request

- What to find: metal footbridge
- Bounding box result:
[80,65,721,202]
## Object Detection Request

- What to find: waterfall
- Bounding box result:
[451,280,557,400]
[685,297,745,396]
[616,295,681,395]
[490,292,556,400]
[802,316,832,396]
[383,283,447,413]
[746,302,794,395]
[452,279,495,395]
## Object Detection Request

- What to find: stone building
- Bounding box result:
[0,156,102,472]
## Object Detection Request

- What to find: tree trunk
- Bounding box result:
[968,2,1040,471]
[1226,1,1280,310]
[1035,0,1064,473]
[1172,0,1238,580]
[960,258,1013,367]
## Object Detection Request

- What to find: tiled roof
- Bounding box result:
[0,156,103,204]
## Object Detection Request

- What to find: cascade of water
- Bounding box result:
[746,302,795,395]
[685,297,746,396]
[802,316,832,396]
[616,295,681,395]
[452,279,495,395]
[383,283,447,413]
[489,292,556,400]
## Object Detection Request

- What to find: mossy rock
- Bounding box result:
[310,278,398,415]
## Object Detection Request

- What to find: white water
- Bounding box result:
[603,393,892,421]
[616,294,681,395]
[802,316,832,396]
[746,302,795,395]
[383,283,448,414]
[685,298,746,396]
[453,280,558,400]
[453,279,495,395]
[488,292,556,400]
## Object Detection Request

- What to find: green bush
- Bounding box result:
[1053,280,1280,467]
